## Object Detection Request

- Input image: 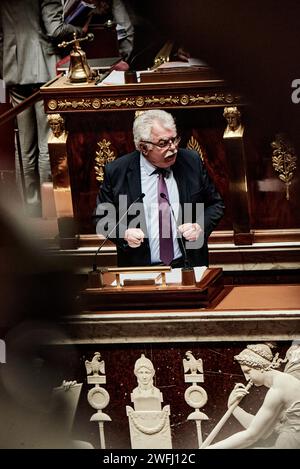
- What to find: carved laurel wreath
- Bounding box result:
[271,133,297,200]
[94,139,116,182]
[187,136,204,161]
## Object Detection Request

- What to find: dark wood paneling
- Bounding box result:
[244,117,300,229]
[66,112,135,233]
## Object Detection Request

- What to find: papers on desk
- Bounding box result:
[110,272,159,286]
[110,266,207,286]
[166,266,207,284]
[97,70,125,85]
[157,58,210,69]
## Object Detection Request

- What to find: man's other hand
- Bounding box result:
[178,223,202,241]
[124,228,145,248]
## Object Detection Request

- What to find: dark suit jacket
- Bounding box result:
[95,148,225,267]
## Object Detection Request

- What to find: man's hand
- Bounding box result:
[124,228,145,248]
[176,47,191,62]
[178,223,202,241]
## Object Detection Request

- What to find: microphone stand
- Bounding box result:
[160,193,196,286]
[88,193,145,288]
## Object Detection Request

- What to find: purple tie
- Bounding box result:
[157,170,174,265]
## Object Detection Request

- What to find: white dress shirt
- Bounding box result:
[140,153,182,264]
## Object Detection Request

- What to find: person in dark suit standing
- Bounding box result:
[0,0,84,215]
[95,109,224,268]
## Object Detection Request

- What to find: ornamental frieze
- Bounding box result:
[47,92,241,112]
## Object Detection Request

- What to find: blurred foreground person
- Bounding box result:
[0,196,88,448]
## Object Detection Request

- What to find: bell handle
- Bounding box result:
[58,32,94,49]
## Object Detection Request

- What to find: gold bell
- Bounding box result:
[68,38,92,84]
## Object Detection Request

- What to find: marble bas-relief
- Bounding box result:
[203,343,300,449]
[126,354,172,449]
[85,352,111,449]
[183,351,208,448]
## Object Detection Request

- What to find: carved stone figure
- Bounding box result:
[85,352,110,449]
[223,106,243,137]
[183,351,208,447]
[183,351,203,374]
[131,353,162,407]
[204,343,300,449]
[85,352,105,376]
[284,342,300,379]
[126,354,172,449]
[48,114,67,141]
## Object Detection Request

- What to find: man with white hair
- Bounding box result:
[95,109,224,267]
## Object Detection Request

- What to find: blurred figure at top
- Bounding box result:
[83,0,134,65]
[0,0,86,216]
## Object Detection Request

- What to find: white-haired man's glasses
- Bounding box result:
[141,136,181,149]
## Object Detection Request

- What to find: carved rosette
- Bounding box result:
[271,133,297,200]
[95,139,116,182]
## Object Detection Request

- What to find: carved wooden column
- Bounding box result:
[48,114,78,249]
[223,106,254,245]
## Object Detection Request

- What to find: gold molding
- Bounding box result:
[47,92,241,112]
[152,40,174,69]
[94,139,116,182]
[271,133,297,200]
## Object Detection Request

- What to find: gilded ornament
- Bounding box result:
[187,136,204,161]
[271,133,297,200]
[48,114,66,139]
[225,93,234,103]
[135,96,145,107]
[56,98,93,110]
[92,98,101,109]
[48,91,241,113]
[180,94,190,105]
[223,106,244,137]
[95,139,116,182]
[48,99,58,111]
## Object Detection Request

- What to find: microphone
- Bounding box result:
[89,193,145,287]
[160,192,196,285]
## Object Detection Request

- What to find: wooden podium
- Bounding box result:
[80,267,224,311]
